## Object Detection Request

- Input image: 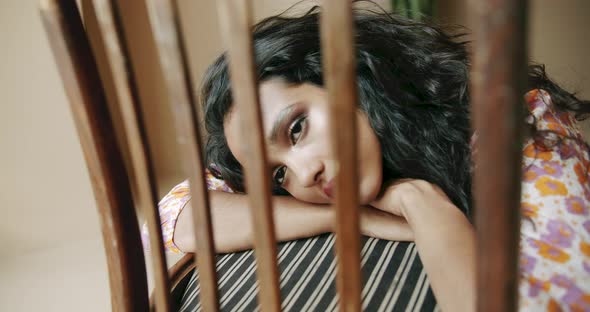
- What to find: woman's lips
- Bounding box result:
[323,179,334,199]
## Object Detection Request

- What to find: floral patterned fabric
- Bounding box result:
[142,89,590,310]
[518,89,590,311]
[140,169,232,253]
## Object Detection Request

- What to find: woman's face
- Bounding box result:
[224,79,383,205]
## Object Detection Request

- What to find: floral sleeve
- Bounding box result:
[518,89,590,311]
[141,168,233,254]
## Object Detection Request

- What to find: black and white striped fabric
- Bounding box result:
[179,234,438,311]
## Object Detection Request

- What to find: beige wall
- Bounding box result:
[437,0,590,138]
[0,0,101,256]
[438,0,590,100]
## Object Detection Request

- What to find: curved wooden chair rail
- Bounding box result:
[40,0,527,311]
[149,254,196,311]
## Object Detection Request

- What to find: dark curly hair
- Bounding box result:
[201,5,589,216]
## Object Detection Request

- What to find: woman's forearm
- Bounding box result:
[173,191,414,254]
[174,191,334,253]
[403,198,476,312]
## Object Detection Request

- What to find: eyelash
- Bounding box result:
[272,115,307,187]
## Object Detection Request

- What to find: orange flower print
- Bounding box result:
[171,187,189,198]
[547,298,563,312]
[539,243,570,263]
[555,110,575,127]
[574,162,588,184]
[566,196,588,216]
[527,162,564,179]
[523,170,537,182]
[523,143,553,161]
[527,276,551,297]
[525,89,539,104]
[581,241,590,257]
[547,119,568,137]
[522,202,539,219]
[535,176,568,196]
[529,239,571,263]
[542,162,563,177]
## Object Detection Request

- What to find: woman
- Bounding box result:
[143,6,590,311]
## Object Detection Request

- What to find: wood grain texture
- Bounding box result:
[468,0,528,311]
[145,0,220,311]
[40,1,149,311]
[103,1,176,311]
[217,1,281,311]
[319,2,362,312]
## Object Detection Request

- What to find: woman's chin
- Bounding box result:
[288,180,381,206]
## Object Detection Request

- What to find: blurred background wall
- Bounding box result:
[0,0,587,311]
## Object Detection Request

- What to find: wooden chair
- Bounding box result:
[40,0,526,311]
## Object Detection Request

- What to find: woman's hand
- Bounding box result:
[357,178,451,243]
[359,205,413,241]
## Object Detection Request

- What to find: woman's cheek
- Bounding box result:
[360,175,382,205]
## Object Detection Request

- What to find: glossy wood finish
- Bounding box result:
[469,0,528,311]
[217,1,281,311]
[146,0,220,311]
[40,1,149,311]
[319,2,362,312]
[82,1,173,311]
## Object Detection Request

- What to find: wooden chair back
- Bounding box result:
[40,0,527,311]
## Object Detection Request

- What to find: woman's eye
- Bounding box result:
[273,166,287,186]
[289,116,307,144]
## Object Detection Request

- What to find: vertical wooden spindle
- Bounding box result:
[216,1,281,311]
[146,0,220,311]
[320,1,362,311]
[109,0,184,310]
[469,0,528,311]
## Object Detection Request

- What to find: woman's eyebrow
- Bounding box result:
[268,102,299,144]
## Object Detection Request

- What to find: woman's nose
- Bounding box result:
[291,158,324,188]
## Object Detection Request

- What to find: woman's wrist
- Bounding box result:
[360,205,414,241]
[397,182,457,228]
[271,196,335,238]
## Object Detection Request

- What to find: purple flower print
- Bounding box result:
[550,274,590,311]
[584,262,590,274]
[520,254,537,274]
[550,274,574,288]
[583,220,590,234]
[528,162,564,178]
[565,196,588,216]
[541,161,564,178]
[540,219,575,248]
[558,141,578,160]
[526,276,548,297]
